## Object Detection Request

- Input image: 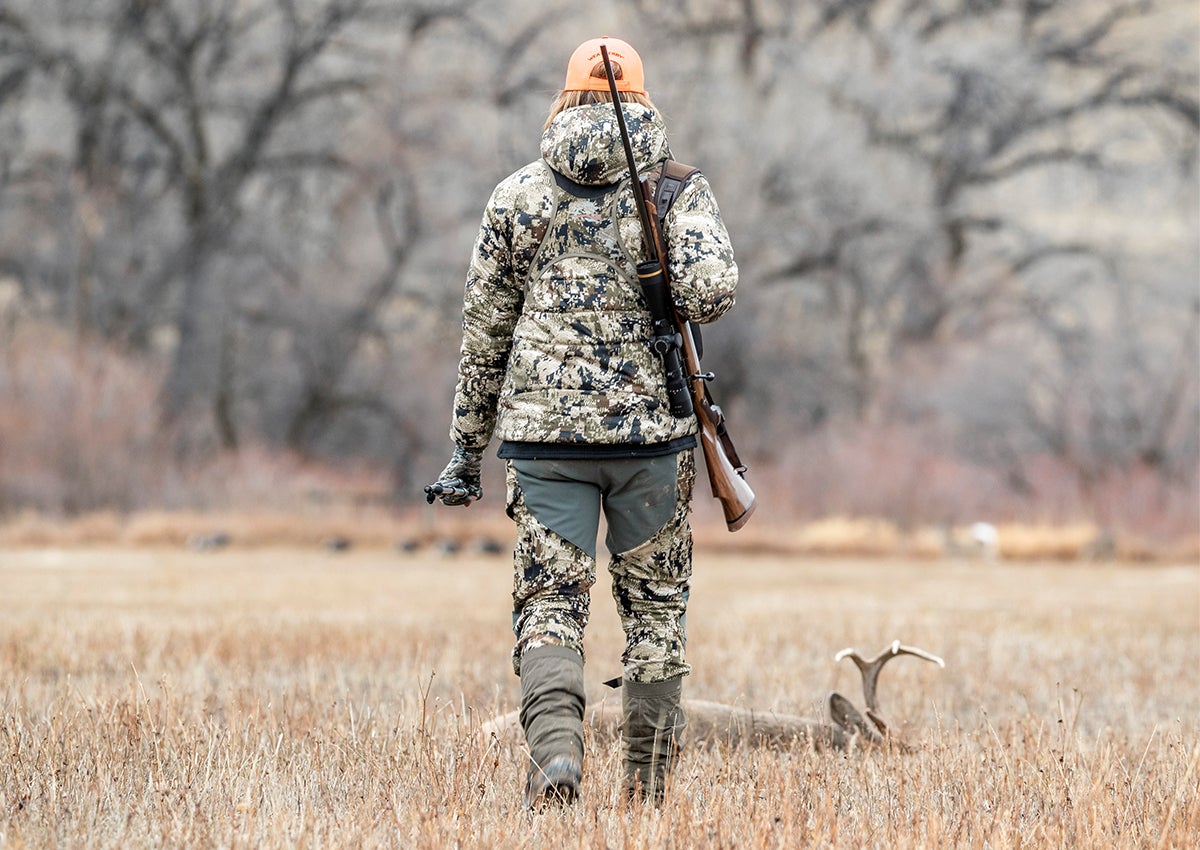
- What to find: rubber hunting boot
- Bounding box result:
[622,675,686,802]
[518,645,585,808]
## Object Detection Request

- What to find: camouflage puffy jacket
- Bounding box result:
[450,102,738,450]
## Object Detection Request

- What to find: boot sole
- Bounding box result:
[525,755,582,809]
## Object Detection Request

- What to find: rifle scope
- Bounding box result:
[638,259,694,419]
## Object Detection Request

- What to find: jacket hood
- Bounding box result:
[540,103,669,186]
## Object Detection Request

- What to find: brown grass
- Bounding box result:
[3,508,1196,562]
[0,548,1196,848]
[0,509,510,552]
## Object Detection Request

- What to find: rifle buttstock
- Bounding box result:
[696,405,757,531]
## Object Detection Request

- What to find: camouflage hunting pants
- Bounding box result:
[506,450,695,684]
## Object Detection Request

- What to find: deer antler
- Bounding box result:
[482,641,945,752]
[834,640,945,734]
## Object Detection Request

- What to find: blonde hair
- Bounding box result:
[545,60,656,128]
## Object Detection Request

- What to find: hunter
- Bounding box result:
[427,35,738,807]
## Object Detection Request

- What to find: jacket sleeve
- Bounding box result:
[662,173,738,324]
[449,186,524,451]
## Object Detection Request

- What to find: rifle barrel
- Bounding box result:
[599,44,657,264]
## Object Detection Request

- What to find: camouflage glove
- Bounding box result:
[425,446,484,506]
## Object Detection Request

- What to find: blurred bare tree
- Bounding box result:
[2,0,392,446]
[0,0,1195,531]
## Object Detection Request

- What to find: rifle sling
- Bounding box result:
[647,159,704,358]
[650,159,700,227]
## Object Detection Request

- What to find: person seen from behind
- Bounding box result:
[426,35,738,808]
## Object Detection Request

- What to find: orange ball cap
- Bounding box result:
[563,36,646,96]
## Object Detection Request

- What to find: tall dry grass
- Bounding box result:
[0,549,1196,848]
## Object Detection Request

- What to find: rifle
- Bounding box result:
[599,44,756,531]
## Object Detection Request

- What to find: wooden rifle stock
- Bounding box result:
[644,194,757,531]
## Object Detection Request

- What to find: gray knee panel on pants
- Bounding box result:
[513,456,679,559]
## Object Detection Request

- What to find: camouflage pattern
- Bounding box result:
[508,450,695,684]
[607,449,695,683]
[450,103,738,450]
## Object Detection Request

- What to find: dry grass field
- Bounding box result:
[1,545,1196,849]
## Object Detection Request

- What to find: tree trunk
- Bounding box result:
[162,244,237,450]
